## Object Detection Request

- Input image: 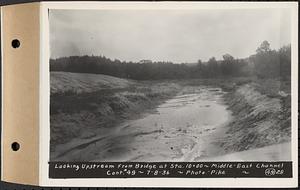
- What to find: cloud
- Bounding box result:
[50,8,291,63]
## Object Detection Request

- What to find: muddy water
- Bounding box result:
[53,86,231,161]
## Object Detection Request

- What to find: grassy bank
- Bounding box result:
[216,78,291,154]
[50,72,181,152]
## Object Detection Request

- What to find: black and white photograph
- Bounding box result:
[49,6,292,163]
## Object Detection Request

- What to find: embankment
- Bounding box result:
[51,72,291,158]
[218,80,291,153]
[50,72,181,153]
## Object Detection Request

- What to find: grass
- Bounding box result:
[252,77,291,98]
[50,81,181,151]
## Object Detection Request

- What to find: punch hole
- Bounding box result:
[11,142,20,151]
[11,39,20,48]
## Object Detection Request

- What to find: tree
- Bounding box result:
[206,57,220,77]
[222,54,234,61]
[220,54,235,76]
[49,41,290,80]
[253,41,280,78]
[278,44,291,79]
[197,59,203,71]
[256,40,271,54]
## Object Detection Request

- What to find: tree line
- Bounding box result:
[50,41,291,80]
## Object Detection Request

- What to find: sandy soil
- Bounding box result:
[50,73,291,162]
[52,86,232,161]
[218,83,291,153]
[203,142,291,161]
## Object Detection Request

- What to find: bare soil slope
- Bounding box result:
[218,82,291,154]
[50,72,181,155]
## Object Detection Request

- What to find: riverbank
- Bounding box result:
[50,72,182,153]
[204,142,291,161]
[50,72,291,161]
[52,84,232,161]
[205,78,291,158]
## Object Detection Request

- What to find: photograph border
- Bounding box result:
[40,1,298,187]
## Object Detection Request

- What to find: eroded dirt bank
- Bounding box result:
[212,80,291,158]
[173,78,292,160]
[50,72,183,154]
[52,86,231,161]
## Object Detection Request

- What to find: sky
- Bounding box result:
[49,8,291,63]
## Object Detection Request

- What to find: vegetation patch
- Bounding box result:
[50,80,181,152]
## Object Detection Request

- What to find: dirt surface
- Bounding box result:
[215,83,291,155]
[50,73,181,154]
[204,142,291,161]
[51,86,231,161]
[50,72,291,161]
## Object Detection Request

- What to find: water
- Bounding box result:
[113,87,231,161]
[53,86,232,161]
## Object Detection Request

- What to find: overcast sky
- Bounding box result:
[49,8,291,63]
